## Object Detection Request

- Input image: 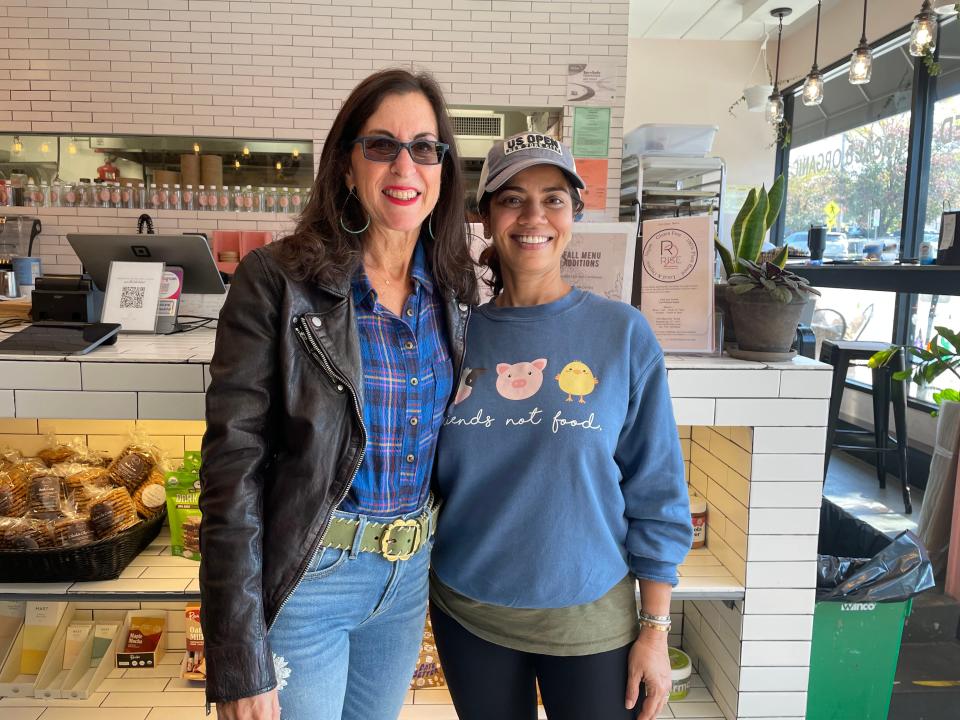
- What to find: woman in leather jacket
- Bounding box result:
[199,69,477,720]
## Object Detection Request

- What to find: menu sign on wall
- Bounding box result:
[638,215,715,353]
[560,223,636,304]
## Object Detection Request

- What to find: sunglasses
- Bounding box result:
[353,135,449,165]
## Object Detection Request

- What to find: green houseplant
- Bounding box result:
[869,327,960,412]
[725,260,821,356]
[716,174,788,278]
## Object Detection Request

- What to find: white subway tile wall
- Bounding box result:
[1,0,630,273]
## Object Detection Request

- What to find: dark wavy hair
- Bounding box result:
[477,181,583,298]
[276,68,477,303]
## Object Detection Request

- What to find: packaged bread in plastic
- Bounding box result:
[63,468,113,514]
[107,437,163,494]
[133,469,167,518]
[87,486,139,539]
[0,516,55,549]
[0,470,27,517]
[52,514,96,548]
[25,471,75,521]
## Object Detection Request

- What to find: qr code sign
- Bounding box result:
[120,285,146,309]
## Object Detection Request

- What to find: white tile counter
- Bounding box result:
[0,333,832,720]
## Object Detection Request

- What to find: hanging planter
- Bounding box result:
[744,84,774,112]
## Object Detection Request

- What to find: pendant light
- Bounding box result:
[849,0,873,84]
[910,0,938,57]
[802,1,825,106]
[766,8,792,125]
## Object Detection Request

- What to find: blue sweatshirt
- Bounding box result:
[433,288,693,609]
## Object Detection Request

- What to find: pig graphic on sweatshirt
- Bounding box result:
[495,358,548,400]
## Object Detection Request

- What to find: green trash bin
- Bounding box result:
[805,499,933,720]
[806,598,912,720]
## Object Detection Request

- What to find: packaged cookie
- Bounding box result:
[6,459,47,485]
[182,515,201,556]
[107,446,157,494]
[133,469,167,518]
[38,443,80,467]
[165,457,202,561]
[63,468,113,514]
[0,447,23,470]
[0,516,55,550]
[25,472,73,520]
[88,486,139,539]
[0,470,27,517]
[53,516,96,548]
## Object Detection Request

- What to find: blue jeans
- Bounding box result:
[267,507,433,720]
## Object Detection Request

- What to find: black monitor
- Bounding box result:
[65,233,226,294]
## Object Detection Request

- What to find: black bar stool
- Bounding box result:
[820,339,912,514]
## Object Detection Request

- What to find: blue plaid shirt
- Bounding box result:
[340,242,453,517]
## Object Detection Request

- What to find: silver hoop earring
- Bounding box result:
[339,187,370,235]
[427,212,435,240]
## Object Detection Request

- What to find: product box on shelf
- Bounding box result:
[182,604,205,681]
[115,610,166,669]
[0,601,66,697]
[33,608,123,699]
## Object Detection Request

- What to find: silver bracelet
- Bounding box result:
[638,611,671,625]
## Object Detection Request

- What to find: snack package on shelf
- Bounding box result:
[116,613,165,669]
[20,602,67,675]
[182,604,205,681]
[165,451,202,561]
[410,613,446,689]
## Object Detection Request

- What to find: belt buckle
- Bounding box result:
[380,518,421,562]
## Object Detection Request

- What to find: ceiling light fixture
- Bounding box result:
[910,0,938,57]
[849,0,873,85]
[766,8,792,125]
[193,142,201,154]
[802,1,825,106]
[12,136,22,155]
[242,146,250,157]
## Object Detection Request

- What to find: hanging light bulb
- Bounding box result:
[766,8,791,125]
[910,0,938,57]
[68,139,78,155]
[242,145,250,157]
[40,142,50,154]
[803,1,825,106]
[234,159,241,169]
[193,142,200,154]
[292,148,300,159]
[849,0,873,85]
[12,136,22,155]
[275,160,282,171]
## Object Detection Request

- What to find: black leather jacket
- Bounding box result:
[198,243,469,704]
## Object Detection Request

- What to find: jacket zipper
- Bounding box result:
[268,317,367,630]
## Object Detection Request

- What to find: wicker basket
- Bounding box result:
[0,510,166,583]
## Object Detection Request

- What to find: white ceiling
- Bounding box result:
[629,0,841,41]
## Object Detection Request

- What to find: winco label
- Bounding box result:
[841,602,876,611]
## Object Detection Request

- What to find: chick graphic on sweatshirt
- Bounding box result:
[556,361,599,403]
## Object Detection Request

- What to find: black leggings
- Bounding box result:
[430,603,642,720]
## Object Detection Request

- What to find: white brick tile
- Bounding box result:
[749,482,822,508]
[15,390,137,418]
[743,588,816,616]
[745,561,817,589]
[779,368,833,398]
[715,399,828,427]
[82,363,205,392]
[751,453,824,482]
[741,640,811,666]
[749,508,820,535]
[746,534,818,562]
[0,361,81,390]
[137,392,206,420]
[667,370,781,398]
[738,691,807,717]
[0,390,12,417]
[672,398,715,426]
[753,426,826,454]
[739,665,810,692]
[741,613,813,641]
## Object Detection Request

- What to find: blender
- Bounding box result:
[0,215,42,298]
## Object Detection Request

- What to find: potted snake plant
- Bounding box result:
[724,259,820,358]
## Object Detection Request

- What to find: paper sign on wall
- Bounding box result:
[572,107,611,158]
[574,158,609,212]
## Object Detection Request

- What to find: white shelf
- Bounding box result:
[0,531,743,602]
[0,650,726,720]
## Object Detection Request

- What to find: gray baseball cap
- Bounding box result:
[476,132,586,204]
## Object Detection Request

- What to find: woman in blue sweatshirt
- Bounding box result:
[430,133,694,720]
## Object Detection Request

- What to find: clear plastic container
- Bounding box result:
[62,183,76,207]
[49,179,61,207]
[171,184,182,210]
[218,186,231,211]
[242,185,255,212]
[279,187,290,214]
[182,184,195,211]
[290,187,303,213]
[110,182,122,209]
[207,185,220,211]
[232,185,243,212]
[623,124,719,158]
[149,183,161,209]
[24,181,38,208]
[159,184,170,210]
[97,182,112,209]
[136,182,146,209]
[197,185,208,210]
[265,187,277,213]
[256,186,266,213]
